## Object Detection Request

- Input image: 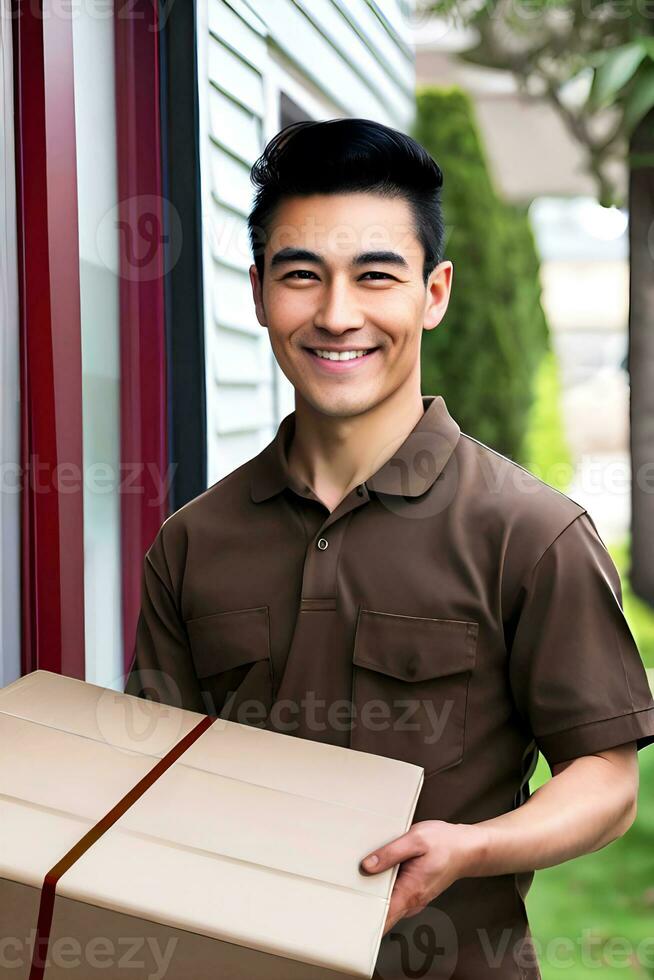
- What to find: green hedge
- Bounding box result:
[413,87,550,462]
[521,349,574,492]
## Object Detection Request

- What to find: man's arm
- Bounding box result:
[124,526,206,714]
[362,512,653,935]
[470,741,638,870]
[359,741,639,934]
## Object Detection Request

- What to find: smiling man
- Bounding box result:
[125,118,654,979]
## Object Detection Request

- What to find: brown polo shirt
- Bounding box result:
[125,393,654,980]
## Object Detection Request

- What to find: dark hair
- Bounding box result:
[247,117,445,287]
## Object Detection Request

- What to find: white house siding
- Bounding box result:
[196,0,416,485]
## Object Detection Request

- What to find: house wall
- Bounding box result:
[195,0,416,484]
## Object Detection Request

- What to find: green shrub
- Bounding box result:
[413,87,549,460]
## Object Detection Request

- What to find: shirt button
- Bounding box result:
[317,537,329,550]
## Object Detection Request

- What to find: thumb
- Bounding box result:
[359,829,427,875]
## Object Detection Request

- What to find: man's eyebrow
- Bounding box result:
[270,247,410,269]
[353,250,409,269]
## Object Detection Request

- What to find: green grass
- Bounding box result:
[526,749,654,979]
[519,349,654,978]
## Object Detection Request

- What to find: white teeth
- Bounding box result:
[313,349,372,361]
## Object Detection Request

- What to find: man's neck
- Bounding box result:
[287,385,426,513]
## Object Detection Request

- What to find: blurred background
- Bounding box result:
[1,0,653,975]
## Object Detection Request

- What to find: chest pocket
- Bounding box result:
[185,606,273,723]
[349,608,478,779]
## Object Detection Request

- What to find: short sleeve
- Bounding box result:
[508,511,654,766]
[124,528,206,714]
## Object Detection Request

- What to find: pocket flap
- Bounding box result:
[185,606,270,679]
[353,609,478,682]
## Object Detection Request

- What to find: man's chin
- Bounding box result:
[298,389,383,420]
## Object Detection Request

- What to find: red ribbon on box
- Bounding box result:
[29,713,217,980]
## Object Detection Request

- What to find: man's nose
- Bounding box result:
[314,281,365,333]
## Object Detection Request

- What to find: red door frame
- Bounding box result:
[114,0,169,679]
[13,0,169,682]
[13,0,85,678]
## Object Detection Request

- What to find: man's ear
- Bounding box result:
[423,260,453,334]
[249,264,268,327]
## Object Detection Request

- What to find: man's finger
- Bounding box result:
[383,878,427,934]
[359,829,428,875]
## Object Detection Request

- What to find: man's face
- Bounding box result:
[250,192,452,418]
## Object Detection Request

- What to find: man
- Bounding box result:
[125,118,654,979]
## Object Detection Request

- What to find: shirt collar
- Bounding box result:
[249,394,461,503]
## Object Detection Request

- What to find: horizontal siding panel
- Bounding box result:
[370,0,414,48]
[222,0,268,35]
[212,330,271,385]
[275,364,296,417]
[207,204,252,272]
[208,35,265,117]
[209,144,254,214]
[212,264,261,335]
[208,85,262,164]
[213,382,274,435]
[279,0,414,104]
[208,430,272,483]
[208,0,268,71]
[249,0,409,125]
[331,0,414,89]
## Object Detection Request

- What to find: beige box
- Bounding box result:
[0,670,423,979]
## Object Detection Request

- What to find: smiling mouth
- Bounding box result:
[305,347,380,362]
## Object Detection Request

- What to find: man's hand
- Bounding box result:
[359,743,639,936]
[358,820,486,935]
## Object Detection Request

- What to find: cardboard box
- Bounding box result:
[0,670,424,979]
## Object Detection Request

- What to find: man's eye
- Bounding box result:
[283,270,395,280]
